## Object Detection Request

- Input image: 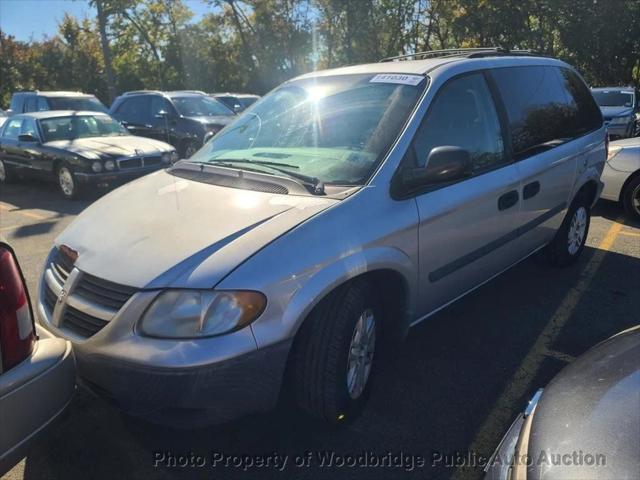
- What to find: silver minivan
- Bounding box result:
[37,49,605,425]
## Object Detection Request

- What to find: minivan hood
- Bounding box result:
[45,136,173,159]
[55,170,337,289]
[600,106,634,119]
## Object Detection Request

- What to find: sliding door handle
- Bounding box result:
[523,181,541,200]
[498,190,519,211]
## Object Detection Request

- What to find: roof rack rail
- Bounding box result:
[122,90,164,96]
[379,47,541,63]
[169,90,207,95]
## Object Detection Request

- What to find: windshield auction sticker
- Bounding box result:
[370,73,424,86]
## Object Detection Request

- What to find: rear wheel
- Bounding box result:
[291,279,382,424]
[546,193,591,267]
[622,175,640,220]
[0,159,16,184]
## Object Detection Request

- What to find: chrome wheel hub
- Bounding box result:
[632,184,640,216]
[59,167,74,196]
[346,309,376,400]
[568,206,587,255]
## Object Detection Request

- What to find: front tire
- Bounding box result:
[0,159,16,184]
[622,175,640,220]
[546,193,591,267]
[291,279,382,424]
[56,163,81,200]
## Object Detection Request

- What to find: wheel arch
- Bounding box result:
[618,169,640,203]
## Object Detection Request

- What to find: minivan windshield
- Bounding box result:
[172,96,234,117]
[40,115,129,142]
[48,96,108,113]
[189,73,426,185]
[592,90,635,107]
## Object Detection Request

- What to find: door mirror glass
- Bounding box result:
[18,133,38,142]
[423,146,472,184]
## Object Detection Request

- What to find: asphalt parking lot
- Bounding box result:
[1,180,639,480]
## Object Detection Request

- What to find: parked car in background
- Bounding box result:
[601,137,640,219]
[485,325,640,480]
[110,90,235,158]
[0,110,6,129]
[37,49,604,427]
[0,111,177,199]
[8,91,108,115]
[591,86,639,138]
[0,243,75,475]
[210,92,260,113]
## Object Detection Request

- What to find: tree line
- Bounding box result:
[1,0,639,109]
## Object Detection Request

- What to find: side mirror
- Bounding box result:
[233,104,242,114]
[423,146,472,183]
[401,146,472,190]
[18,133,38,143]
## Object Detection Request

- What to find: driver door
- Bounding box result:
[407,72,523,318]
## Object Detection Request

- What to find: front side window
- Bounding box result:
[410,73,506,173]
[189,73,426,185]
[39,115,129,142]
[171,96,234,117]
[115,96,150,124]
[47,96,108,113]
[492,66,580,159]
[20,118,38,138]
[591,90,634,108]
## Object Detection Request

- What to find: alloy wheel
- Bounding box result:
[346,309,376,400]
[567,206,587,255]
[58,167,75,197]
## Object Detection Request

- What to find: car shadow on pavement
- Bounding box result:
[594,199,640,228]
[0,181,96,219]
[17,242,640,480]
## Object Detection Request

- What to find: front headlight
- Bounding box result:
[91,161,103,173]
[138,290,266,338]
[104,160,116,171]
[610,115,632,125]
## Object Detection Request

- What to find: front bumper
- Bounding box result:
[75,165,165,188]
[36,267,291,426]
[605,121,634,138]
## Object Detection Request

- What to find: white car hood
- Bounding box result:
[55,169,337,288]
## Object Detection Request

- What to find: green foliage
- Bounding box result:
[1,0,639,109]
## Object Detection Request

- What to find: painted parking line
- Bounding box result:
[0,201,50,221]
[452,218,625,479]
[619,230,640,238]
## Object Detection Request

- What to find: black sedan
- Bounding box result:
[0,111,178,199]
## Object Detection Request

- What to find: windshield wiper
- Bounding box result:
[196,158,325,195]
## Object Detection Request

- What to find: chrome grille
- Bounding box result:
[42,247,138,339]
[118,155,162,170]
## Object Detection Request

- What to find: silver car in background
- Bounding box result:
[36,49,606,426]
[601,137,640,219]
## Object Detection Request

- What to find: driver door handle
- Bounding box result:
[523,181,541,200]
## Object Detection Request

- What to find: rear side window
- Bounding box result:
[557,68,602,136]
[491,66,593,159]
[24,96,37,112]
[115,96,150,124]
[36,97,49,111]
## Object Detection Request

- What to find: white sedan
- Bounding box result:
[601,138,640,219]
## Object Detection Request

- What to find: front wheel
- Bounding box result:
[291,279,382,424]
[622,175,640,220]
[56,163,82,200]
[545,194,591,267]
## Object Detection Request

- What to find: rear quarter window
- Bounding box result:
[491,65,600,160]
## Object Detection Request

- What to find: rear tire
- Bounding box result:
[545,193,591,267]
[291,278,382,424]
[622,175,640,220]
[0,159,16,184]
